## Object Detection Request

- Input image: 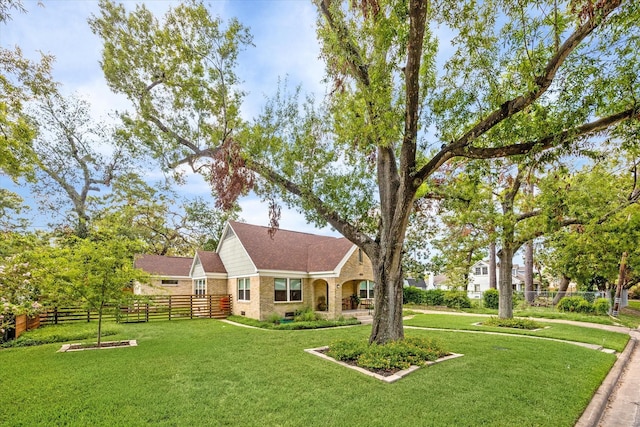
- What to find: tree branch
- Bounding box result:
[400,0,428,190]
[248,159,375,250]
[316,0,370,86]
[453,107,637,159]
[414,1,623,183]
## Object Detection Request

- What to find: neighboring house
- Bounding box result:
[404,278,428,290]
[404,275,448,291]
[134,221,375,321]
[467,260,538,299]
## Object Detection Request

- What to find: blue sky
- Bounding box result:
[1,0,341,235]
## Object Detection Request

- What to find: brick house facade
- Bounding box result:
[134,221,375,320]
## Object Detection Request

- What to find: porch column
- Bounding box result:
[327,278,340,320]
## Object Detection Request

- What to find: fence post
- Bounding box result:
[190,295,193,319]
[209,295,213,318]
[54,307,58,325]
[168,295,172,320]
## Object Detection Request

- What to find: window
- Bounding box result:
[475,267,481,275]
[359,280,375,299]
[161,279,178,286]
[482,267,488,275]
[194,279,206,296]
[237,278,250,301]
[474,284,480,292]
[358,249,363,263]
[274,278,302,302]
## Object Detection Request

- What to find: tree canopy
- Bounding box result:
[91,0,639,342]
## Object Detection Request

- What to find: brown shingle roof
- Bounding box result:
[229,221,353,272]
[196,250,227,274]
[134,254,192,277]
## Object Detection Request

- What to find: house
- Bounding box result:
[134,221,375,321]
[467,260,537,299]
[133,255,194,295]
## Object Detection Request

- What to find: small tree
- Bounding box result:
[67,232,147,346]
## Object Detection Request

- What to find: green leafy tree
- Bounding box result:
[1,2,54,229]
[540,157,640,301]
[28,92,134,238]
[64,231,148,346]
[95,174,239,256]
[92,0,639,343]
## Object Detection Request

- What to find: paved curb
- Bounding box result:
[575,334,638,427]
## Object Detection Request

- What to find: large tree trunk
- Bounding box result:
[498,246,515,318]
[552,274,571,305]
[489,241,497,289]
[369,252,405,344]
[524,240,534,303]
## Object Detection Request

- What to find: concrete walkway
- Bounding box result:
[407,309,639,427]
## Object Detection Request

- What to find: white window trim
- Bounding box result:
[274,278,303,303]
[359,280,375,299]
[194,278,206,296]
[237,277,250,302]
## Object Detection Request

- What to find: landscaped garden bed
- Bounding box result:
[58,340,137,352]
[306,339,463,383]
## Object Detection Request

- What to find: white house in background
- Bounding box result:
[404,273,450,291]
[405,263,534,299]
[467,260,533,299]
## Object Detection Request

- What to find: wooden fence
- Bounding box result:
[14,314,41,338]
[39,294,233,326]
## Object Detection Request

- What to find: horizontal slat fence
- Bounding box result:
[40,295,232,326]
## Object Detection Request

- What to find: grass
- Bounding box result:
[405,301,640,328]
[404,313,630,352]
[0,318,621,426]
[1,322,123,348]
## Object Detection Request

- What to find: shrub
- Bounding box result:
[576,299,593,314]
[403,286,425,304]
[424,289,445,306]
[582,292,596,303]
[444,291,471,309]
[593,298,611,316]
[327,339,370,362]
[557,296,589,313]
[294,306,320,322]
[482,317,543,330]
[327,337,449,372]
[629,284,640,300]
[265,312,282,325]
[483,289,499,309]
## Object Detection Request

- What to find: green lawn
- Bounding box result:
[403,313,630,352]
[0,319,620,426]
[404,302,640,328]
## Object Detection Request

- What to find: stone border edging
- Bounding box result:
[574,334,638,427]
[58,340,138,353]
[304,346,463,383]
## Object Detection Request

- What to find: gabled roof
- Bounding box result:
[227,221,354,273]
[134,254,193,277]
[406,278,428,289]
[195,250,227,274]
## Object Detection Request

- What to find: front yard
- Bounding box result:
[0,318,620,426]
